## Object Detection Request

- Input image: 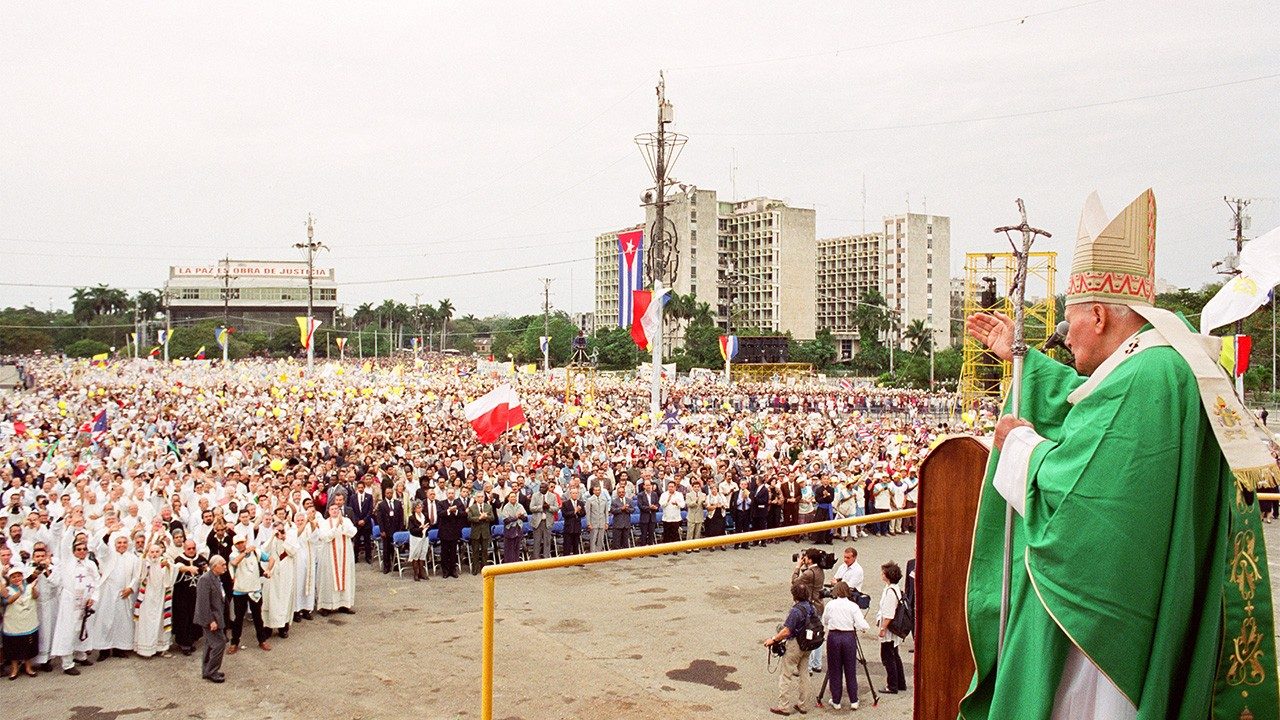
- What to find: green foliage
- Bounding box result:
[852,290,890,348]
[516,314,577,365]
[590,326,640,370]
[63,338,112,358]
[851,344,888,376]
[790,329,837,369]
[0,307,56,354]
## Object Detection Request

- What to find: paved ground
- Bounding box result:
[10,522,1280,720]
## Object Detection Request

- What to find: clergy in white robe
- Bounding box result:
[50,539,100,672]
[313,506,356,612]
[91,533,138,655]
[131,543,175,657]
[291,516,316,619]
[32,547,58,666]
[261,528,296,632]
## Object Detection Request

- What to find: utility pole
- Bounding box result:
[540,278,552,372]
[1225,197,1252,337]
[1224,197,1252,398]
[161,288,172,363]
[217,257,239,363]
[412,293,422,358]
[132,298,140,360]
[294,214,328,372]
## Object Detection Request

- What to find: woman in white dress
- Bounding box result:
[406,500,429,581]
[132,542,175,658]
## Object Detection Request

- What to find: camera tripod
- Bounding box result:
[813,632,879,708]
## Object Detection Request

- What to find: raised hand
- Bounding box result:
[965,312,1015,362]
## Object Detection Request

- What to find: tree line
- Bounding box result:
[0,283,1273,394]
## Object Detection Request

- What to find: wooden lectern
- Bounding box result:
[914,435,991,720]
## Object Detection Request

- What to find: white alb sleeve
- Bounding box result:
[992,425,1046,517]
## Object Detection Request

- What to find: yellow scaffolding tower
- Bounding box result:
[959,251,1057,413]
[564,362,597,404]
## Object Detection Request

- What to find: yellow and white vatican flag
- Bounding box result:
[1200,225,1280,334]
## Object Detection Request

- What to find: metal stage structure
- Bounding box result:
[958,251,1057,412]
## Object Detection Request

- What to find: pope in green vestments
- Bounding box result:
[962,189,1279,720]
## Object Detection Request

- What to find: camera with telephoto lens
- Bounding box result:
[769,625,787,657]
[792,548,836,570]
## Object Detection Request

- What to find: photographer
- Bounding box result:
[791,548,825,675]
[762,583,816,716]
[821,580,871,710]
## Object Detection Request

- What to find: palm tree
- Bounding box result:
[904,319,931,353]
[70,287,94,323]
[352,302,375,327]
[134,290,163,318]
[437,298,455,350]
[415,304,439,349]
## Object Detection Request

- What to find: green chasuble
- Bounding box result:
[961,336,1279,719]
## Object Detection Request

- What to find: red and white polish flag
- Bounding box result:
[464,384,527,444]
[630,285,669,351]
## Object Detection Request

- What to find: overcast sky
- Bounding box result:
[2,1,1277,320]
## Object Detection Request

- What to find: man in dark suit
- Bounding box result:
[609,486,632,550]
[373,487,404,574]
[194,555,228,683]
[635,479,660,546]
[347,480,375,564]
[436,487,467,578]
[560,486,585,556]
[731,483,753,550]
[781,475,799,533]
[750,478,771,546]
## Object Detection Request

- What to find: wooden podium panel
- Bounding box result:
[914,436,990,720]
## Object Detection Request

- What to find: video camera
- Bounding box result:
[793,548,836,570]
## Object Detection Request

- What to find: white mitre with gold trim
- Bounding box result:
[1065,188,1156,307]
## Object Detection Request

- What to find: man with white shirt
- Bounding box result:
[658,480,685,544]
[831,546,864,592]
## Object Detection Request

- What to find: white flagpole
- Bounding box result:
[649,281,664,424]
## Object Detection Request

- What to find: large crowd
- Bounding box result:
[0,354,961,683]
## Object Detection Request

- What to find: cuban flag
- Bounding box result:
[617,229,644,327]
[81,408,108,442]
[718,335,739,362]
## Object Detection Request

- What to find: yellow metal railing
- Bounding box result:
[478,488,1280,717]
[478,508,918,720]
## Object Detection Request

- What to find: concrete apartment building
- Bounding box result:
[594,189,817,340]
[815,213,951,361]
[718,196,817,339]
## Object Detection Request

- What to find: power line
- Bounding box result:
[687,72,1280,137]
[664,0,1110,72]
[334,256,595,287]
[328,82,648,226]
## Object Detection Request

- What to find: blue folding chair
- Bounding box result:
[391,531,410,577]
[427,528,441,575]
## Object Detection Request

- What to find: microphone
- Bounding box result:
[1041,321,1070,352]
